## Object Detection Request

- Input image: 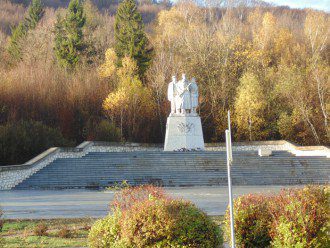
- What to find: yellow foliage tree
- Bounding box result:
[98,48,117,79]
[103,56,155,141]
[235,72,266,141]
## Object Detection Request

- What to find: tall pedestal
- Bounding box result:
[164,115,205,151]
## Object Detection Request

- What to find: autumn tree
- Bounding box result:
[235,71,266,141]
[304,11,329,141]
[275,64,321,144]
[114,0,152,77]
[7,0,44,61]
[54,0,86,69]
[101,53,155,141]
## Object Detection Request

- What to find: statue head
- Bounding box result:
[182,73,186,81]
[172,75,176,82]
[191,77,196,83]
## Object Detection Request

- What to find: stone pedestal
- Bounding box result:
[164,115,205,151]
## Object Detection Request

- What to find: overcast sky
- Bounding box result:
[265,0,330,12]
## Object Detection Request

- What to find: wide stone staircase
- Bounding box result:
[14,150,330,189]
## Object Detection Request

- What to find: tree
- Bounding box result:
[103,56,155,141]
[235,71,266,141]
[114,0,152,77]
[304,11,329,141]
[98,48,117,79]
[54,0,86,69]
[7,23,27,60]
[25,0,44,29]
[7,0,44,61]
[275,64,322,144]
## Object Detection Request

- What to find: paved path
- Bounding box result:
[0,186,301,219]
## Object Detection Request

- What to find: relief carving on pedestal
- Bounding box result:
[177,122,194,133]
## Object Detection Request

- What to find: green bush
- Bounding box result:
[88,211,126,248]
[121,198,222,248]
[89,185,222,248]
[0,120,72,165]
[86,119,121,142]
[224,185,330,248]
[224,194,272,248]
[269,186,329,248]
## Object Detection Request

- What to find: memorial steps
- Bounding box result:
[14,150,330,189]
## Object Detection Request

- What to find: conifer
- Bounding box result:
[7,0,44,61]
[25,0,44,29]
[54,0,86,69]
[7,23,27,60]
[114,0,152,77]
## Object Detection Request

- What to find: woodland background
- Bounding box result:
[0,0,329,165]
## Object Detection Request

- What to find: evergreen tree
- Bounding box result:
[114,0,152,77]
[25,0,44,29]
[7,0,44,61]
[54,0,86,69]
[7,23,27,60]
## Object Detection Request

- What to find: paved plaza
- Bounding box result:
[0,186,301,219]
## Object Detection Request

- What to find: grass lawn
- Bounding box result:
[1,218,96,248]
[1,216,224,247]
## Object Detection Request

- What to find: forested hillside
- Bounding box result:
[0,0,329,165]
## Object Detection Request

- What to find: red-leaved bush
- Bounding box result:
[269,185,329,247]
[90,185,222,248]
[225,185,329,248]
[120,198,222,248]
[111,184,168,211]
[224,194,272,248]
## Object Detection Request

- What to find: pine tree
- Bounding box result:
[7,0,44,61]
[54,0,86,69]
[114,0,152,77]
[25,0,44,29]
[7,23,27,60]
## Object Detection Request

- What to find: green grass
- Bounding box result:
[1,218,96,248]
[3,236,87,248]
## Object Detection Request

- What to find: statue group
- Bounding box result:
[164,73,204,151]
[167,74,199,116]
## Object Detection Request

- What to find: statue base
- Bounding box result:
[164,115,205,151]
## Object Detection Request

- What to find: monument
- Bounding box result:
[164,74,205,151]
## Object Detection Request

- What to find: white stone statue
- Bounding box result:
[167,74,199,116]
[189,77,198,115]
[167,76,177,115]
[176,74,192,114]
[164,73,204,151]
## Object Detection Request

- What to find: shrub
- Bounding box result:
[0,120,72,165]
[224,185,330,248]
[269,186,329,248]
[89,185,222,248]
[224,194,272,248]
[88,211,125,248]
[121,198,222,248]
[57,226,72,238]
[111,184,167,211]
[91,119,121,142]
[33,222,48,236]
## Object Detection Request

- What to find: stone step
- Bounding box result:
[13,150,330,189]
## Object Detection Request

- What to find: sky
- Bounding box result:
[265,0,330,12]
